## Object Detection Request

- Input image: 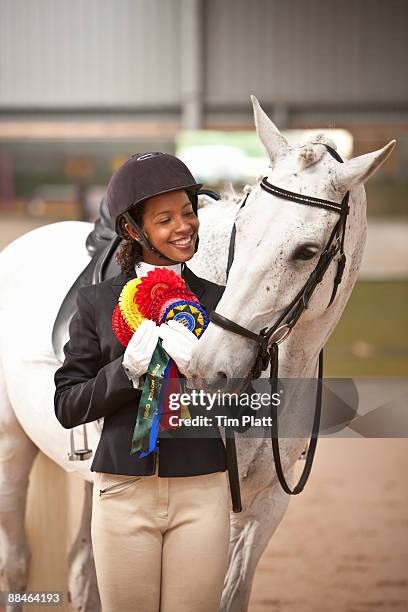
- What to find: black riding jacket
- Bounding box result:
[54,266,228,477]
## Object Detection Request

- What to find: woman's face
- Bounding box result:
[125,189,200,265]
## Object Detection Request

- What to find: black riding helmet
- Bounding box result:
[106,152,203,260]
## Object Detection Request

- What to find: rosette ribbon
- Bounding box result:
[111,268,209,458]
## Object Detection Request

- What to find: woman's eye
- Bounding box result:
[157,210,194,224]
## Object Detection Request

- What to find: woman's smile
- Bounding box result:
[125,189,200,265]
[169,233,195,249]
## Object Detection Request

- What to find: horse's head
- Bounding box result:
[190,96,395,382]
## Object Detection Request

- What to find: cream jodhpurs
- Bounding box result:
[91,468,230,612]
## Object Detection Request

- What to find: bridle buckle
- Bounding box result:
[267,324,291,347]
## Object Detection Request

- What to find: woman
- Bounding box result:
[54,153,231,612]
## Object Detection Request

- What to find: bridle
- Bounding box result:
[209,144,350,501]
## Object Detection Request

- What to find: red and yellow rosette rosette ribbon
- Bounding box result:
[112,278,145,346]
[111,268,209,457]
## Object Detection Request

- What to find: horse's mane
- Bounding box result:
[198,183,252,212]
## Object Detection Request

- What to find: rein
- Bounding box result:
[210,144,350,498]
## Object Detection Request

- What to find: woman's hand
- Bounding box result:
[158,320,198,376]
[122,320,160,385]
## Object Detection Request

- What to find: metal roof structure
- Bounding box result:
[0,0,406,133]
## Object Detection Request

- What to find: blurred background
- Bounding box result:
[1,0,407,376]
[0,1,407,611]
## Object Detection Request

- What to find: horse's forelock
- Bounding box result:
[297,134,338,170]
[310,133,337,150]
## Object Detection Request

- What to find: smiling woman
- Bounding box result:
[54,151,232,612]
[114,154,202,274]
[124,190,199,265]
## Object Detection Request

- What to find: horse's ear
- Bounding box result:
[336,140,396,190]
[251,95,289,165]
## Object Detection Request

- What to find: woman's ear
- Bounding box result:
[124,222,142,242]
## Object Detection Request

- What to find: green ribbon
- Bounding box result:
[130,339,170,455]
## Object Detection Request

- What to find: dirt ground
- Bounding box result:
[248,439,408,612]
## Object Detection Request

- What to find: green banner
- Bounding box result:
[130,340,170,455]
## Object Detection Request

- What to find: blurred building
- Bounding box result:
[0,0,407,217]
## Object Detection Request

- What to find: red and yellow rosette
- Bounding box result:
[135,268,185,318]
[111,278,145,346]
[111,268,209,458]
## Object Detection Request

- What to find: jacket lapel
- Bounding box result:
[182,265,206,303]
[111,272,136,299]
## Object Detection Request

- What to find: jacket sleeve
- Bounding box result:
[54,286,140,429]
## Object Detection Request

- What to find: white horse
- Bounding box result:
[0,96,394,612]
[188,96,395,611]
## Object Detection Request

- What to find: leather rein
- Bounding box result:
[209,144,350,495]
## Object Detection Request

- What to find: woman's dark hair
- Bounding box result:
[115,202,147,274]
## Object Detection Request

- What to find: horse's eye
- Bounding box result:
[293,245,318,261]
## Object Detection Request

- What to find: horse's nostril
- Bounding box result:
[216,371,227,380]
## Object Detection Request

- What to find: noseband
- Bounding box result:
[209,144,350,498]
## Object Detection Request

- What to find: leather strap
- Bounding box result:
[226,194,248,280]
[225,433,242,512]
[260,178,347,214]
[269,345,323,494]
[209,312,262,344]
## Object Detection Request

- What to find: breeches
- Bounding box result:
[91,468,230,612]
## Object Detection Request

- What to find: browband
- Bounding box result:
[260,177,348,215]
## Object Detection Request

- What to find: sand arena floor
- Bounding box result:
[249,439,408,612]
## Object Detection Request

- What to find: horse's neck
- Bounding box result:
[190,197,238,285]
[276,318,334,380]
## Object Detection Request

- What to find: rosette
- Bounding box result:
[162,300,208,337]
[136,268,185,318]
[112,278,146,347]
[112,304,134,347]
[118,278,145,331]
[150,287,200,324]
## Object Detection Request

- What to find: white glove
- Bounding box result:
[158,319,198,376]
[122,320,160,386]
